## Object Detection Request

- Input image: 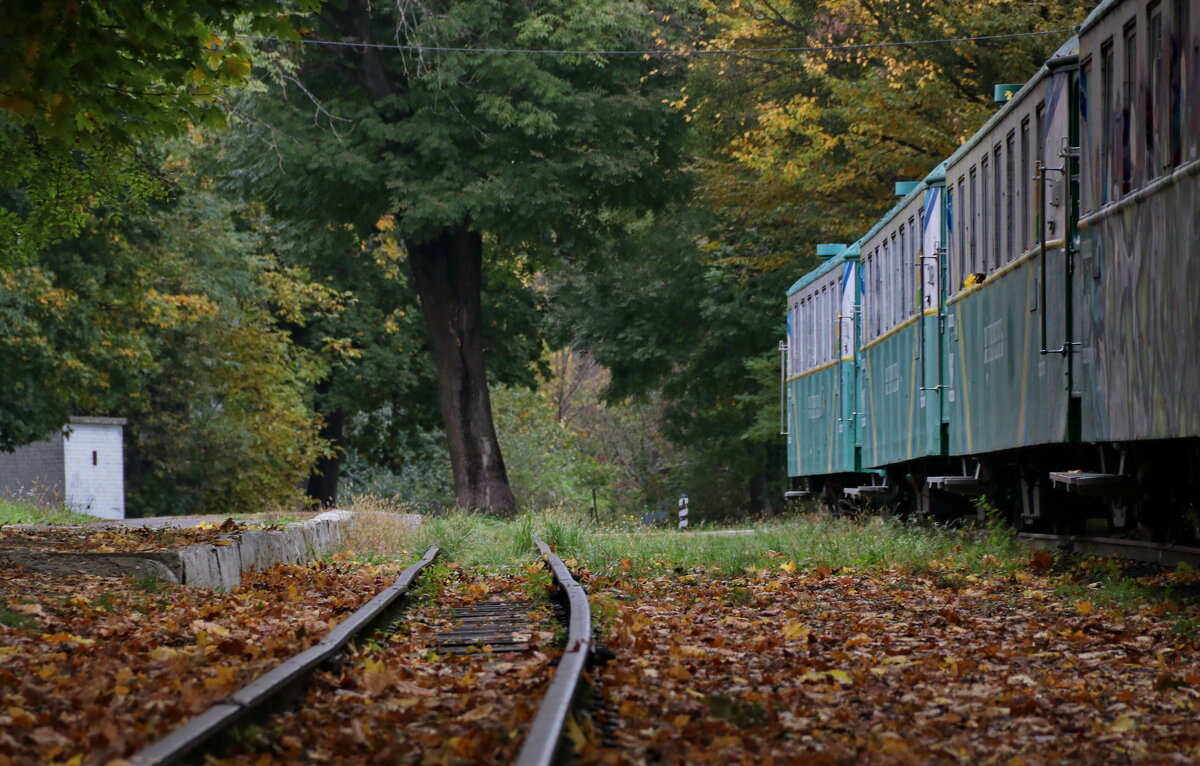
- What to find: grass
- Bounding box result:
[339,500,1036,577]
[334,500,1200,628]
[0,498,98,526]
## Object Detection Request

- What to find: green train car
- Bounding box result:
[784,0,1200,539]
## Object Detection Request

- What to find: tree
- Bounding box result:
[0,163,336,514]
[0,0,314,261]
[231,0,691,512]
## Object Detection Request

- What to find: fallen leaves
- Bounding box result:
[0,557,401,764]
[217,566,560,764]
[583,563,1200,763]
[0,523,248,554]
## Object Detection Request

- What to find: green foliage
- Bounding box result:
[0,0,316,261]
[213,0,695,507]
[340,430,455,511]
[551,207,792,515]
[491,384,611,511]
[0,152,334,515]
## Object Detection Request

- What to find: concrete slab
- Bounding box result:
[1,509,356,589]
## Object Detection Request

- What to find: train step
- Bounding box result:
[1049,471,1134,496]
[926,476,989,496]
[844,485,890,497]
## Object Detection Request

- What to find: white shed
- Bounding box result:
[0,416,127,519]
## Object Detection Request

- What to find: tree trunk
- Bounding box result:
[409,229,517,514]
[306,405,344,507]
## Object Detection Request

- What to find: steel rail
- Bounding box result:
[129,545,440,766]
[1018,532,1200,567]
[516,539,593,766]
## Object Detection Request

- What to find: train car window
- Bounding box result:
[969,168,978,278]
[956,177,966,286]
[797,298,805,372]
[898,225,906,321]
[808,294,815,369]
[993,144,1003,269]
[881,237,891,332]
[878,247,888,338]
[946,187,955,291]
[909,215,918,315]
[793,299,800,373]
[831,279,838,359]
[868,253,878,340]
[1020,119,1031,248]
[1005,134,1015,263]
[829,282,837,361]
[1123,21,1136,195]
[980,157,989,274]
[893,231,901,325]
[1149,3,1164,175]
[1035,102,1046,237]
[823,285,830,363]
[1101,40,1115,202]
[890,233,899,329]
[1169,0,1187,166]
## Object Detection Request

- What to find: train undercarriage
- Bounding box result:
[794,438,1200,545]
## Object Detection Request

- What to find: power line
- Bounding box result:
[236,29,1072,57]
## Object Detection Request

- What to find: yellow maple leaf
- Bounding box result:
[362,656,386,674]
[1074,600,1093,615]
[1110,715,1137,732]
[781,621,811,641]
[41,633,95,645]
[203,664,236,691]
[191,619,230,637]
[563,713,588,751]
[827,669,853,685]
[780,560,797,573]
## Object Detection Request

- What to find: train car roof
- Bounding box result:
[1079,0,1125,35]
[786,172,933,297]
[942,35,1079,170]
[786,245,855,297]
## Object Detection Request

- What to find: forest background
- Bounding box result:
[0,0,1087,521]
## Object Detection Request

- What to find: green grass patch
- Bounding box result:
[0,604,37,632]
[0,498,97,526]
[343,503,1036,578]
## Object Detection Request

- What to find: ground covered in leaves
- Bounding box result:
[583,558,1200,764]
[0,519,268,553]
[0,557,402,765]
[218,564,560,765]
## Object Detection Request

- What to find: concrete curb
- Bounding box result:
[0,510,353,590]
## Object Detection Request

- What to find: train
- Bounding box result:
[782,0,1200,541]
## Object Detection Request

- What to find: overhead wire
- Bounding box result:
[236,29,1073,57]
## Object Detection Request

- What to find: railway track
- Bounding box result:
[129,539,593,766]
[1017,531,1200,567]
